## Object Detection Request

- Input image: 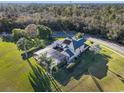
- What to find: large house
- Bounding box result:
[34,37,89,69]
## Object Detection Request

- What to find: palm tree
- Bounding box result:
[38,53,53,73]
[89,43,101,61]
[38,53,62,91]
[46,58,54,74]
[17,37,32,58]
[28,63,52,92]
[89,44,101,54]
[38,53,47,65]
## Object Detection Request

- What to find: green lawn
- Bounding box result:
[0,40,124,92]
[54,44,124,92]
[0,42,37,92]
[55,37,65,40]
[0,38,2,42]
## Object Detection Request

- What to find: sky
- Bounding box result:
[0,0,124,3]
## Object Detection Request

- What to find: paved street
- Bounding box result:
[85,35,124,55]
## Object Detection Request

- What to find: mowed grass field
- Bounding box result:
[54,45,124,92]
[0,41,124,91]
[0,42,37,92]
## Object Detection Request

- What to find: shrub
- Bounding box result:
[2,35,14,42]
[75,32,84,39]
[66,57,81,71]
[52,66,58,73]
[75,58,81,65]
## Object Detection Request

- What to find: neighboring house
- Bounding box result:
[33,36,89,69]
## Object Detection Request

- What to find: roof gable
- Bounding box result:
[73,38,86,50]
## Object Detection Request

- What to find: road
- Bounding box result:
[85,35,124,55]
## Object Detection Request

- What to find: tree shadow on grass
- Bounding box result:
[53,51,110,87]
[27,59,52,92]
[88,58,108,79]
[27,59,62,92]
[109,69,124,83]
[90,75,104,92]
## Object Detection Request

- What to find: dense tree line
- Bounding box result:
[0,3,124,44]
